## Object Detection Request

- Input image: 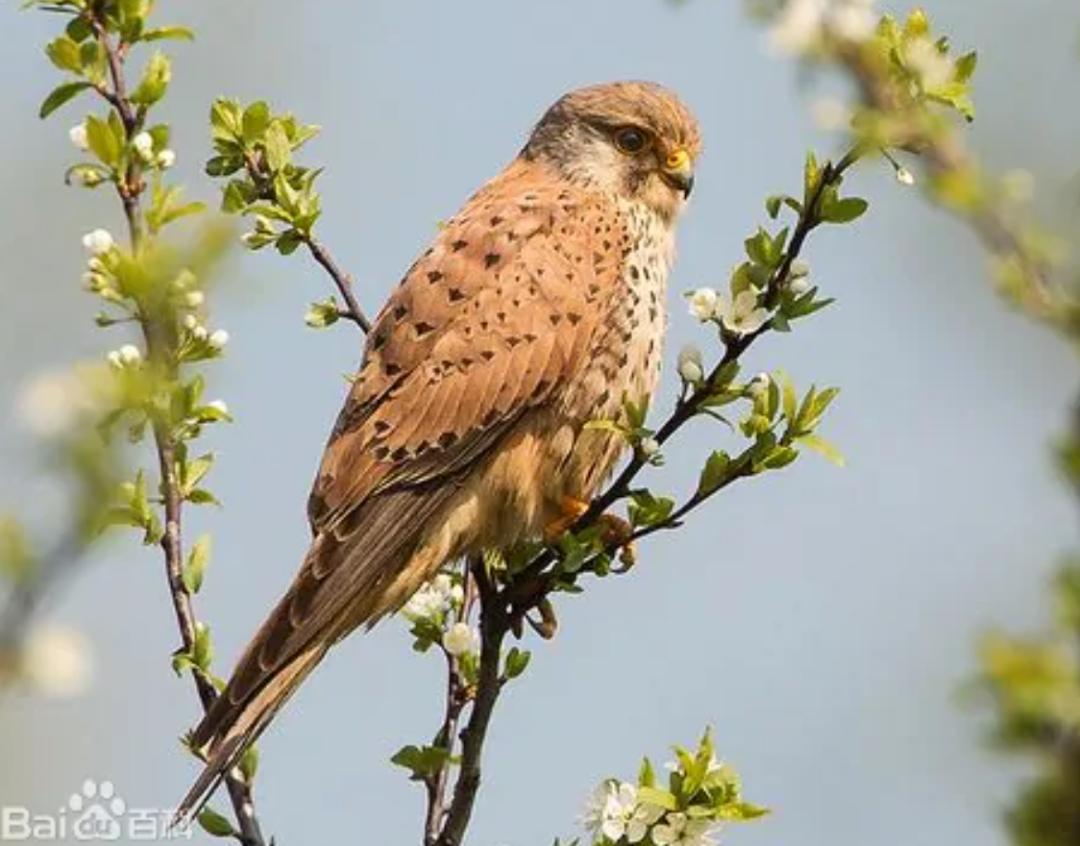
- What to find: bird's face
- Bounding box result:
[523,81,702,222]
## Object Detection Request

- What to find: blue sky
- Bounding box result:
[1,1,1078,844]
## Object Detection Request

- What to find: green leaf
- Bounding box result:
[263,122,291,172]
[45,35,82,72]
[196,808,235,838]
[193,622,213,671]
[187,489,222,506]
[637,786,678,811]
[504,647,531,679]
[65,15,93,43]
[129,52,171,106]
[804,151,821,202]
[635,756,652,790]
[765,195,783,219]
[242,101,271,144]
[821,197,868,224]
[628,491,674,528]
[718,801,770,821]
[275,229,303,256]
[140,26,195,42]
[390,744,452,780]
[697,451,731,496]
[798,434,846,467]
[955,51,978,83]
[238,744,259,783]
[210,98,243,141]
[759,446,799,471]
[38,80,92,118]
[181,534,211,594]
[779,371,797,423]
[85,114,122,168]
[904,7,930,37]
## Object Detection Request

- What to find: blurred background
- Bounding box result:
[1,1,1077,844]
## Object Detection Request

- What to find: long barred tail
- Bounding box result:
[173,644,325,827]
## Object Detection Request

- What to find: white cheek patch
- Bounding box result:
[562,137,624,194]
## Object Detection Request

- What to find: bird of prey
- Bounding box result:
[178,80,701,817]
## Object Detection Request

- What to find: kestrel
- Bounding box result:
[178,80,701,816]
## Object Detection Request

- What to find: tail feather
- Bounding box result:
[173,645,325,827]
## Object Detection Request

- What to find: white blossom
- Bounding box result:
[156,149,176,169]
[789,276,813,296]
[677,345,705,384]
[403,573,460,622]
[118,344,142,365]
[208,329,230,350]
[81,228,115,256]
[905,37,953,89]
[640,437,661,459]
[789,258,811,279]
[192,325,208,341]
[651,812,718,846]
[442,622,479,657]
[20,624,93,698]
[714,290,770,336]
[106,350,123,369]
[769,0,876,55]
[894,166,916,186]
[827,0,876,42]
[687,287,719,322]
[132,131,155,161]
[185,291,205,307]
[206,400,229,416]
[768,0,825,54]
[68,122,89,150]
[183,313,200,330]
[810,97,852,130]
[582,781,640,843]
[16,369,93,436]
[748,372,772,398]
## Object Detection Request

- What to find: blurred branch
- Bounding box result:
[82,9,267,845]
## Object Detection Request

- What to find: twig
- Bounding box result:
[86,11,267,845]
[239,153,371,334]
[433,560,510,846]
[423,560,476,846]
[304,236,372,332]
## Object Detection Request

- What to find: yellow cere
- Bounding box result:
[666,149,691,171]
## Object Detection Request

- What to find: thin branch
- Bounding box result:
[423,560,476,846]
[85,11,266,845]
[433,560,509,846]
[239,153,371,334]
[304,236,372,333]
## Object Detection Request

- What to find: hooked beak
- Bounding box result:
[660,148,695,198]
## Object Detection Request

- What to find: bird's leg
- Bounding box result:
[543,495,637,568]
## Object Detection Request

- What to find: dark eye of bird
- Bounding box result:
[614,126,648,154]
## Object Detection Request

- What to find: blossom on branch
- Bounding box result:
[715,291,769,336]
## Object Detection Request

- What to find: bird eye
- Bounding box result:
[614,126,648,155]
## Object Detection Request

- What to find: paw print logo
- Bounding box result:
[68,779,126,841]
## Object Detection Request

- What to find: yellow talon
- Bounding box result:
[543,495,590,542]
[543,495,637,567]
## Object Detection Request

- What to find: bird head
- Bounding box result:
[522,81,702,222]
